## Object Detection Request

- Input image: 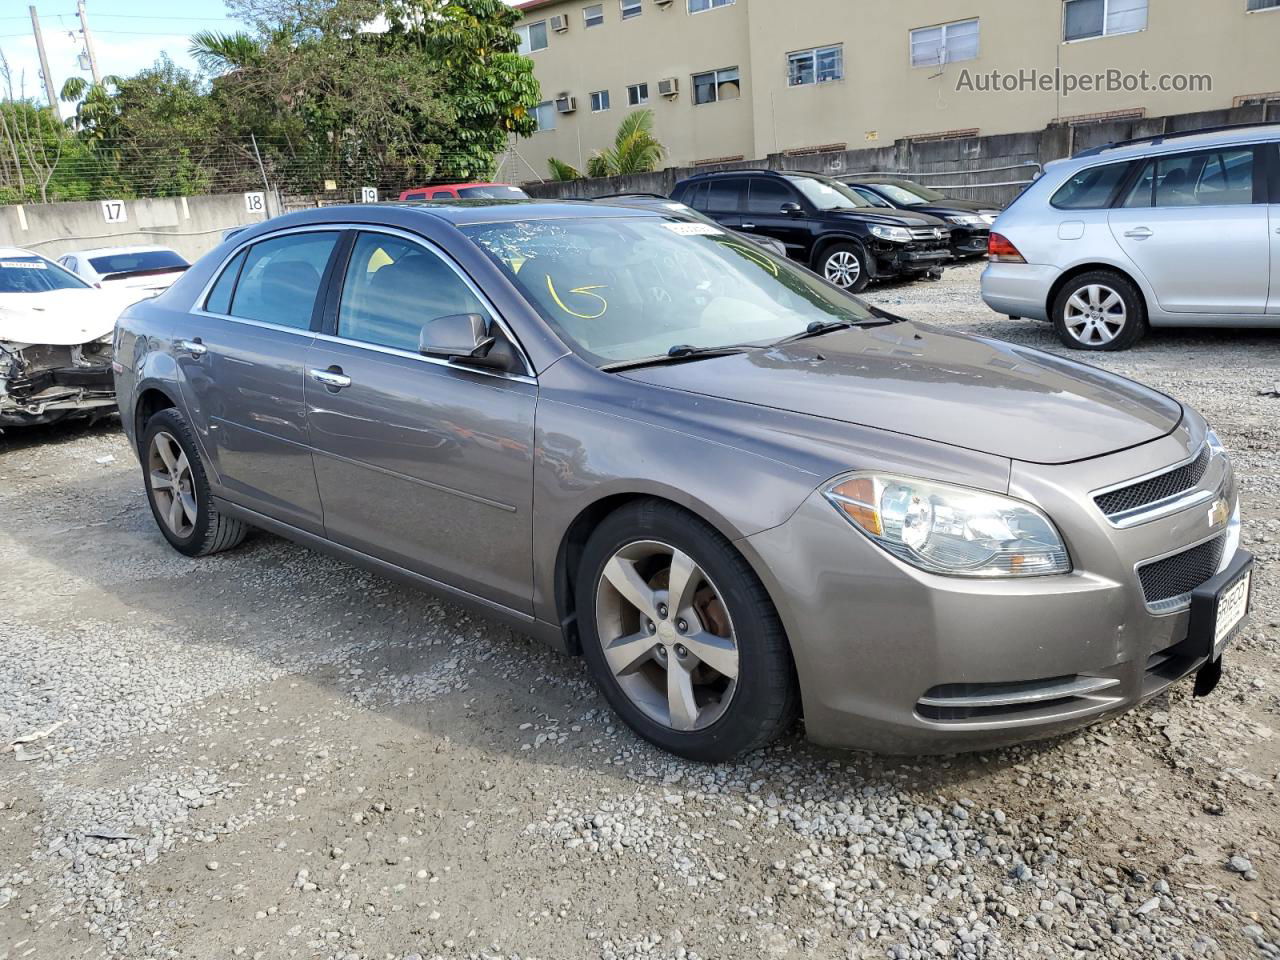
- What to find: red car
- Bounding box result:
[399,182,530,201]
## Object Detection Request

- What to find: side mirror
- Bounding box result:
[780,201,804,218]
[419,313,518,373]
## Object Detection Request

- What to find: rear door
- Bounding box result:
[741,177,810,258]
[1108,145,1269,314]
[303,229,537,614]
[696,177,746,231]
[176,229,341,533]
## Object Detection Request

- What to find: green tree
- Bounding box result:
[583,109,666,178]
[547,156,583,181]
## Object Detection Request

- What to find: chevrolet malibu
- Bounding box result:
[113,202,1253,760]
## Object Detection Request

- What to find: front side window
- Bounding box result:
[584,3,604,27]
[1063,0,1147,41]
[533,101,556,131]
[689,0,733,11]
[910,18,979,67]
[693,66,740,104]
[463,216,874,366]
[0,255,90,293]
[1122,149,1256,208]
[457,185,530,200]
[788,45,843,86]
[1050,161,1132,209]
[627,82,649,106]
[229,231,339,330]
[338,233,491,353]
[517,20,549,53]
[621,0,642,19]
[746,178,797,213]
[590,89,611,112]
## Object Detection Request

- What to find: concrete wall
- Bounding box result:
[524,103,1280,208]
[0,192,282,263]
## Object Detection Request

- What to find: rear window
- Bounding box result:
[89,250,189,276]
[1050,161,1131,209]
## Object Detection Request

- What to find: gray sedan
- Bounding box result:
[114,200,1253,760]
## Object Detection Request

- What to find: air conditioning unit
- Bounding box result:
[658,77,679,98]
[655,0,674,6]
[550,14,569,32]
[555,95,578,113]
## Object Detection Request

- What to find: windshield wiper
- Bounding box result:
[600,344,751,372]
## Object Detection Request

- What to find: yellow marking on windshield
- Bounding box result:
[546,276,608,319]
[721,241,780,276]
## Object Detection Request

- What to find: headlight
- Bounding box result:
[946,215,985,226]
[1206,428,1226,458]
[869,225,913,243]
[823,473,1071,577]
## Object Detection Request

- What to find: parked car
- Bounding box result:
[0,248,138,427]
[400,183,530,201]
[671,169,952,292]
[842,176,1000,258]
[115,201,1251,760]
[982,123,1280,350]
[592,192,790,258]
[58,245,190,295]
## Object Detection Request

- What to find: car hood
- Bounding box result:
[911,197,999,215]
[619,322,1182,465]
[826,209,948,228]
[0,288,142,345]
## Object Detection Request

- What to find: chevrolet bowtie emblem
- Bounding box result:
[1208,498,1229,527]
[933,228,943,239]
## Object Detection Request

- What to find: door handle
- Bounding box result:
[741,222,757,230]
[1123,227,1153,240]
[176,338,207,356]
[308,367,352,389]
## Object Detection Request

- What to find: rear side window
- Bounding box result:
[1121,149,1257,208]
[746,178,796,214]
[204,249,247,314]
[1050,161,1131,209]
[706,178,745,213]
[229,232,340,329]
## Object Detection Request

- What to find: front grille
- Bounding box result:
[1137,535,1225,605]
[908,226,951,242]
[1095,446,1210,518]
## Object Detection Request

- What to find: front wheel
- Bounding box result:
[818,243,870,293]
[1051,271,1147,351]
[577,500,799,762]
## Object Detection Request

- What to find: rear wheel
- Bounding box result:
[818,243,870,293]
[1052,270,1146,351]
[577,500,798,761]
[141,408,248,557]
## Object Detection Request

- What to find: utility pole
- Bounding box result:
[76,0,101,84]
[29,6,61,121]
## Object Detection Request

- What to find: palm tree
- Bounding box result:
[547,156,582,181]
[189,30,262,74]
[576,109,666,179]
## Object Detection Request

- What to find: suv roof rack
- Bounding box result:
[593,192,672,200]
[1072,120,1280,158]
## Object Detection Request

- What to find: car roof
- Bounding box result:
[1068,122,1280,164]
[0,246,42,258]
[68,244,180,258]
[246,200,670,232]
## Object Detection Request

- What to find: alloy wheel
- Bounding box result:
[148,431,197,538]
[824,250,861,288]
[1063,283,1126,346]
[594,540,739,732]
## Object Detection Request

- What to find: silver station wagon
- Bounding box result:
[114,201,1253,760]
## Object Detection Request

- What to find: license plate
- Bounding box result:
[1213,569,1250,656]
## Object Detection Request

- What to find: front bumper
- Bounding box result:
[874,244,951,277]
[950,230,990,257]
[740,422,1245,754]
[980,261,1059,321]
[0,342,116,426]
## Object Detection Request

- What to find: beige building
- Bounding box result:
[504,0,1280,181]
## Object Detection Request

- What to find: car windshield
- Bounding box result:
[462,216,874,365]
[784,176,872,210]
[457,185,529,200]
[872,182,936,205]
[88,249,189,275]
[0,255,90,293]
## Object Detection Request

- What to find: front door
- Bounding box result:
[741,177,812,259]
[304,230,537,614]
[175,230,341,534]
[1108,146,1269,315]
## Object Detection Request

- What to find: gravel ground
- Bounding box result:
[0,260,1277,960]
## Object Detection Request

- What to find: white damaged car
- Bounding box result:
[0,248,143,428]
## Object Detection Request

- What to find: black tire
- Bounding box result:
[140,407,249,557]
[1051,270,1147,351]
[577,499,799,762]
[816,242,871,293]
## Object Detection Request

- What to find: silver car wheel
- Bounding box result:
[594,540,739,732]
[1063,284,1126,346]
[148,431,197,538]
[824,250,861,288]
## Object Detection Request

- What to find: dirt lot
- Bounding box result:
[1,260,1277,960]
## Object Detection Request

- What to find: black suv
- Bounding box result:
[670,169,952,292]
[842,176,1001,259]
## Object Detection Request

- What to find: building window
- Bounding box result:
[909,19,980,67]
[1247,0,1280,10]
[533,101,556,131]
[516,20,549,53]
[584,3,605,27]
[627,82,649,105]
[590,89,611,112]
[1063,0,1148,41]
[621,0,643,19]
[692,67,741,104]
[689,0,733,12]
[788,44,843,86]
